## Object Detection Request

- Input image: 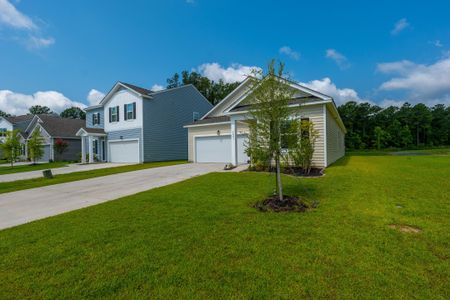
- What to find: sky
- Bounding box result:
[1,0,450,115]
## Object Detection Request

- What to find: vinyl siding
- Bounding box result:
[326,107,346,165]
[143,85,212,162]
[107,128,142,141]
[86,107,104,129]
[53,138,81,161]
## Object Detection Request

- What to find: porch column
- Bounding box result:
[81,136,86,164]
[88,136,94,163]
[230,119,238,166]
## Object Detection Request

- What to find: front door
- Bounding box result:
[102,140,106,161]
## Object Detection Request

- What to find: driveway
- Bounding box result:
[0,163,131,183]
[0,163,224,230]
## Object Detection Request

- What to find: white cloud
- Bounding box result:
[0,90,86,116]
[430,40,443,48]
[325,49,350,69]
[87,89,105,106]
[300,77,369,105]
[151,84,164,92]
[279,46,300,60]
[0,0,36,30]
[0,0,54,49]
[197,62,261,83]
[377,58,450,104]
[391,18,410,35]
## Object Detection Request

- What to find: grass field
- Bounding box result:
[0,160,187,194]
[0,162,67,175]
[0,155,449,299]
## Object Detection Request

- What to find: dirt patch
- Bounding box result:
[389,224,422,233]
[253,195,312,212]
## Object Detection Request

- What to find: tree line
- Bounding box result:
[0,105,86,119]
[338,102,450,150]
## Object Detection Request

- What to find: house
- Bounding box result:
[76,82,212,163]
[184,76,347,167]
[0,114,85,161]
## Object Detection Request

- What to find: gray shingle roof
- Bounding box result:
[186,116,230,126]
[37,115,85,138]
[81,127,106,134]
[120,82,153,96]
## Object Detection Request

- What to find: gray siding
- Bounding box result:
[54,138,82,161]
[107,128,142,141]
[86,107,104,129]
[143,85,212,162]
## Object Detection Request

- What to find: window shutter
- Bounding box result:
[97,113,101,124]
[117,106,119,121]
[109,108,112,123]
[133,102,136,119]
[92,113,95,125]
[124,104,127,121]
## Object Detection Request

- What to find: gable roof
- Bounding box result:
[97,81,153,107]
[120,82,153,96]
[5,114,35,124]
[34,115,85,138]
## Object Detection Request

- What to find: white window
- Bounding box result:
[92,112,100,125]
[193,112,200,122]
[124,103,136,120]
[110,106,119,122]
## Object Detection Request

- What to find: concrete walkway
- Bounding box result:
[0,163,131,183]
[0,163,224,230]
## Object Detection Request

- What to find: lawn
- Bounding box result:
[0,160,187,194]
[0,155,449,299]
[0,162,68,175]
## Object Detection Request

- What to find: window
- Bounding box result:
[92,112,100,125]
[124,102,136,120]
[109,106,119,122]
[0,128,6,137]
[93,140,98,154]
[300,118,310,139]
[20,144,26,156]
[280,120,297,149]
[193,112,200,122]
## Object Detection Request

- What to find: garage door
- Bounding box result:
[195,134,249,164]
[109,140,139,163]
[38,145,51,162]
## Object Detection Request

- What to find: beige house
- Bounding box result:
[184,77,346,168]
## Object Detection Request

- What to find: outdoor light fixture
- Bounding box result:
[217,130,220,136]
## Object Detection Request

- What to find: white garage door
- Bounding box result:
[38,145,51,162]
[109,140,139,163]
[195,134,249,164]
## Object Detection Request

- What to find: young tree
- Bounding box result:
[287,120,318,174]
[29,105,52,115]
[1,130,21,167]
[53,138,68,159]
[28,130,45,164]
[246,60,295,201]
[60,107,86,120]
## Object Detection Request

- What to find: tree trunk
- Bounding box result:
[275,154,283,201]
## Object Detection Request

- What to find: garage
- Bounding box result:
[38,145,51,162]
[109,140,140,163]
[195,134,249,164]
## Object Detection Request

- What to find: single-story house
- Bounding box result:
[184,76,347,167]
[77,82,212,163]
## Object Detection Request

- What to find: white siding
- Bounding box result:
[326,106,345,165]
[0,118,13,143]
[300,104,326,168]
[104,89,143,132]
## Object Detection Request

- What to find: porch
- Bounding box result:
[76,128,107,163]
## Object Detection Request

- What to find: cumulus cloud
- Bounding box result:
[151,84,164,92]
[325,49,350,69]
[300,77,369,105]
[197,63,261,83]
[377,57,450,104]
[279,46,300,60]
[0,90,86,116]
[0,0,54,49]
[391,18,410,35]
[87,89,105,105]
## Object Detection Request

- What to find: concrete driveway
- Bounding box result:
[0,163,131,183]
[0,163,224,230]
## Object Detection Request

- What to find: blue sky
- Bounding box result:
[1,0,449,115]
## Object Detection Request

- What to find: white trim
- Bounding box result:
[223,100,333,116]
[75,128,106,137]
[0,117,14,127]
[100,82,151,106]
[107,138,141,163]
[193,133,248,163]
[323,105,328,167]
[24,115,42,133]
[183,121,231,128]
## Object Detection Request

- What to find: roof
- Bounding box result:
[36,115,85,138]
[229,96,322,112]
[80,127,106,134]
[185,116,230,126]
[119,82,153,96]
[4,114,34,124]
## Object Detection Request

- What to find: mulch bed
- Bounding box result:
[254,195,311,212]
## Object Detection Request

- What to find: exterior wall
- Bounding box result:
[54,138,81,161]
[326,107,346,165]
[187,122,249,162]
[107,128,142,162]
[104,89,143,132]
[86,107,104,129]
[207,82,251,118]
[0,118,13,143]
[300,104,326,168]
[143,85,212,162]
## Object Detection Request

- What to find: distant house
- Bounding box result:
[76,82,212,163]
[0,114,85,162]
[184,76,347,167]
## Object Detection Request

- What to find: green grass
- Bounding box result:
[0,162,68,175]
[0,160,187,194]
[0,155,449,299]
[348,147,450,156]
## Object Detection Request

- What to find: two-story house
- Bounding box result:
[76,82,212,163]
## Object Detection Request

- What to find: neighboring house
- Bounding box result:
[0,114,84,162]
[76,82,212,163]
[0,115,35,159]
[184,76,347,167]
